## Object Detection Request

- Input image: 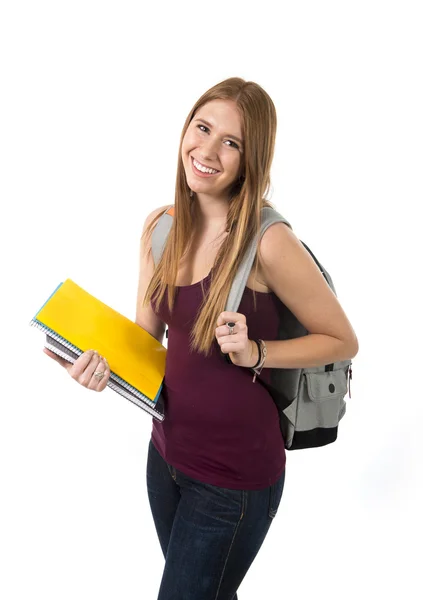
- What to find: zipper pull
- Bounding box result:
[348,365,352,398]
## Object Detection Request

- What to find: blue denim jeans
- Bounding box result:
[146,439,286,600]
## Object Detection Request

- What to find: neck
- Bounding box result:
[193,192,229,231]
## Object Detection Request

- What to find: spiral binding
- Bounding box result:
[30,318,164,421]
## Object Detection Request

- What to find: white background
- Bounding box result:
[1,1,422,598]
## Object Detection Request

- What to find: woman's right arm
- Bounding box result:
[135,205,172,345]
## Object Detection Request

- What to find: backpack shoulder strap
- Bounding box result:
[151,206,174,266]
[225,207,292,312]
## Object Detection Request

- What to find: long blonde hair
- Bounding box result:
[142,77,279,357]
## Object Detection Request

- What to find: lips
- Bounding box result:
[191,156,220,173]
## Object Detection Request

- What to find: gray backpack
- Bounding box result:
[151,205,353,450]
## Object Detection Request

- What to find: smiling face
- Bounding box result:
[181,99,244,202]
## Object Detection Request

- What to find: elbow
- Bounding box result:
[348,336,359,359]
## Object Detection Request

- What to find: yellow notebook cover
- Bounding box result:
[30,279,167,404]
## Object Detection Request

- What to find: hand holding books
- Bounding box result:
[31,279,167,420]
[43,347,111,392]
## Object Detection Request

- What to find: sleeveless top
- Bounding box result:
[150,268,286,490]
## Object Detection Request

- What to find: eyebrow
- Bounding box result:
[194,118,244,146]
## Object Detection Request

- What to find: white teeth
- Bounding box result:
[193,158,218,174]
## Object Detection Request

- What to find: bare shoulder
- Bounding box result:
[257,221,299,269]
[258,221,359,350]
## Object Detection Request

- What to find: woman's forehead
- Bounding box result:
[194,100,243,137]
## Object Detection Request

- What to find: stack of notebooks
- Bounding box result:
[29,278,167,421]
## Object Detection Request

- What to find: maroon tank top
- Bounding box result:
[150,269,286,490]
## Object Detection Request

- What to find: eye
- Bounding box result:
[196,124,240,150]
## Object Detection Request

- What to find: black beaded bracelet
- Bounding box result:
[251,339,262,369]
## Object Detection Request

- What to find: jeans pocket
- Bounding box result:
[268,469,286,519]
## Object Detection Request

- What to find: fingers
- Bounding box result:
[43,347,73,369]
[70,350,110,391]
[44,346,110,392]
[94,362,110,392]
[87,355,110,392]
[216,321,247,338]
[217,312,247,327]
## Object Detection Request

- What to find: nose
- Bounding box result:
[198,134,220,161]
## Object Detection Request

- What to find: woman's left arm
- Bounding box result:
[219,222,359,370]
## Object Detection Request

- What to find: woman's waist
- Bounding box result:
[163,371,279,425]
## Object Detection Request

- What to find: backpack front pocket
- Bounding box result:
[300,368,348,430]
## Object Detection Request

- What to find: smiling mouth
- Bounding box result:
[191,156,220,175]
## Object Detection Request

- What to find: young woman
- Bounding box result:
[44,77,359,599]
